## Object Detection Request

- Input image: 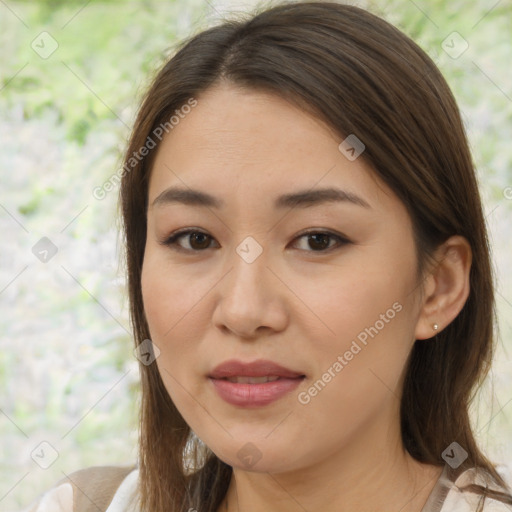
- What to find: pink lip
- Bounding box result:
[209,359,304,379]
[208,359,305,407]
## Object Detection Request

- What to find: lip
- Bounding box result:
[209,359,304,379]
[208,359,305,407]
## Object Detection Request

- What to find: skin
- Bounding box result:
[141,81,472,512]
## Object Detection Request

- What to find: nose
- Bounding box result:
[211,244,288,340]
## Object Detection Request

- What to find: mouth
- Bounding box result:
[221,375,284,384]
[209,358,305,380]
[208,359,306,407]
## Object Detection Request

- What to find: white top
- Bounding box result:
[20,463,512,512]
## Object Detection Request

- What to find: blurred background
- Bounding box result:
[0,0,511,509]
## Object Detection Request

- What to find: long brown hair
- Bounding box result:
[119,2,512,510]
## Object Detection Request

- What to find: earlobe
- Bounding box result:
[414,235,472,340]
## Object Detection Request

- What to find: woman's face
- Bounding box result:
[141,82,425,473]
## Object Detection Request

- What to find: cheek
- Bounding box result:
[307,256,414,354]
[141,251,203,340]
[141,255,209,418]
[300,250,417,415]
[141,257,172,340]
[140,251,219,393]
[141,255,189,371]
[292,275,414,453]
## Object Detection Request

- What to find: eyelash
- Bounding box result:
[159,228,351,254]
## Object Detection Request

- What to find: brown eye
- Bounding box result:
[160,230,216,252]
[306,233,331,251]
[186,232,212,250]
[292,231,350,253]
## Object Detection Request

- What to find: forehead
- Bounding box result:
[147,82,393,212]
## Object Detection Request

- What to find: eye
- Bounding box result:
[292,230,350,252]
[159,229,217,252]
[159,228,350,253]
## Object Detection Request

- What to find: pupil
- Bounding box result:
[310,234,329,250]
[191,233,209,249]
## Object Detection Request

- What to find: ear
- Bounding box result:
[414,235,472,340]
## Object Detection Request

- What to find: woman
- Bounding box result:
[23,1,512,511]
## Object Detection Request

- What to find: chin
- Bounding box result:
[205,436,302,474]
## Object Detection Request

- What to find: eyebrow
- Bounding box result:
[151,186,371,210]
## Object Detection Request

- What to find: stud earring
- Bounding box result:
[433,323,439,331]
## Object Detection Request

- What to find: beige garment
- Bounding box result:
[21,465,136,512]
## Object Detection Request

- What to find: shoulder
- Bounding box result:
[441,464,512,512]
[21,465,139,512]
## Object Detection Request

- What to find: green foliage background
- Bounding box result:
[1,0,511,509]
